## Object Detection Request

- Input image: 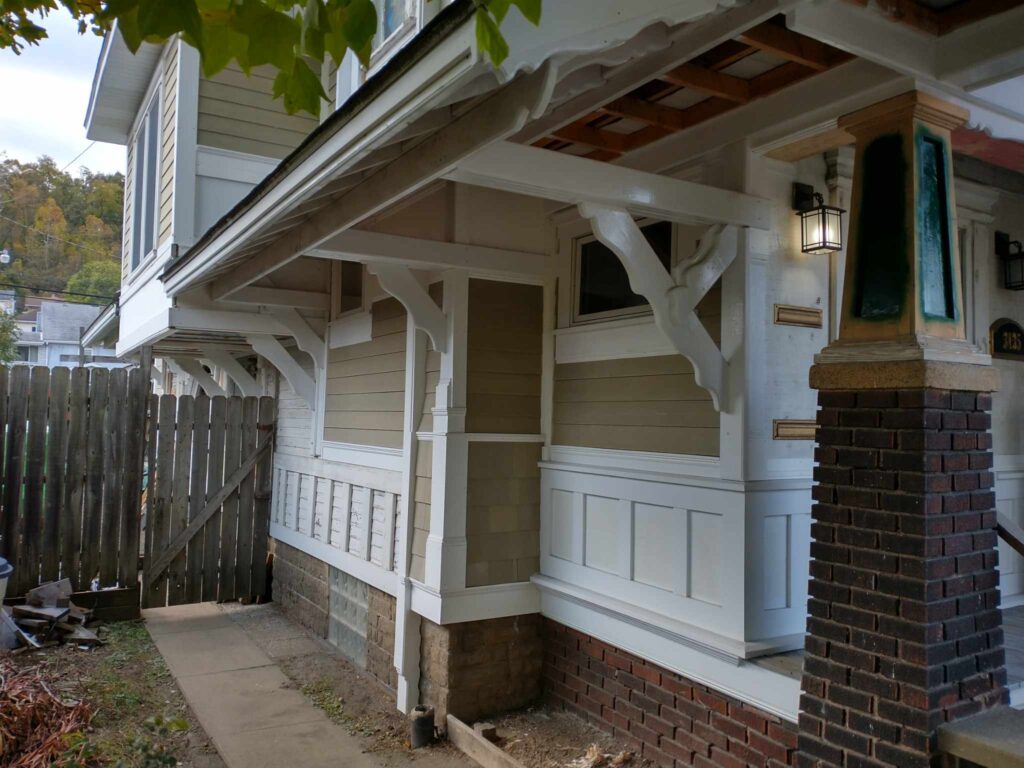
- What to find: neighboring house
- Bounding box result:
[16,298,125,368]
[83,2,1024,766]
[0,289,17,316]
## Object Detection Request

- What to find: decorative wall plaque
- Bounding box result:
[991,318,1024,360]
[773,419,817,440]
[774,304,823,329]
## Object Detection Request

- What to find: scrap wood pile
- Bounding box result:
[0,580,102,654]
[0,659,97,768]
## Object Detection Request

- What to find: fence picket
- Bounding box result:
[17,368,49,595]
[42,367,70,584]
[143,395,176,608]
[100,369,126,586]
[251,396,275,599]
[2,367,29,590]
[219,397,242,600]
[62,368,88,587]
[81,368,108,589]
[235,397,258,596]
[186,395,210,603]
[118,370,146,588]
[203,397,226,602]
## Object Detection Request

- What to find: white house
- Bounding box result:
[84,1,1024,765]
[16,298,125,368]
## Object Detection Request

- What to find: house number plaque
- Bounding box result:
[991,318,1024,360]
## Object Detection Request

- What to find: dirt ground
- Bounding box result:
[489,707,651,768]
[220,603,647,768]
[219,602,471,767]
[5,620,224,768]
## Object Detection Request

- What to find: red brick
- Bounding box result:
[693,688,728,716]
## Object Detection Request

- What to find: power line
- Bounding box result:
[0,281,114,305]
[0,213,111,257]
[59,142,98,174]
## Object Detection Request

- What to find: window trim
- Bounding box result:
[129,90,162,273]
[570,218,677,326]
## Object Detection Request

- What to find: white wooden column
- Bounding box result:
[425,271,469,592]
[825,146,855,344]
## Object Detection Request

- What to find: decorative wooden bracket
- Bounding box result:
[167,358,227,397]
[366,264,447,352]
[200,348,261,398]
[270,308,326,371]
[248,335,317,410]
[578,203,736,412]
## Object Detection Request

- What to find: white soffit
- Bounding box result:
[84,25,164,144]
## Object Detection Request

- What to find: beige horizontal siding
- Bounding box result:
[552,279,722,455]
[324,298,406,449]
[466,280,543,434]
[197,63,318,159]
[157,43,178,247]
[410,441,432,583]
[466,442,541,587]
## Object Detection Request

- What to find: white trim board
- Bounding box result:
[275,451,402,495]
[271,523,398,596]
[319,441,405,475]
[534,575,800,723]
[410,580,540,625]
[196,145,281,185]
[555,316,676,364]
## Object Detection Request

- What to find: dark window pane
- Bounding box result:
[578,221,671,317]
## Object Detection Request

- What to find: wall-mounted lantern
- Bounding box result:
[793,183,844,255]
[996,231,1024,291]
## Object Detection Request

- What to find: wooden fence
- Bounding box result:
[141,394,275,608]
[0,366,148,597]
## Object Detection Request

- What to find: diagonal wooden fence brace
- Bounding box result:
[144,428,274,584]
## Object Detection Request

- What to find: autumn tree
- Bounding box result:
[66,260,119,302]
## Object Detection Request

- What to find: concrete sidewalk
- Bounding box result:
[144,603,381,768]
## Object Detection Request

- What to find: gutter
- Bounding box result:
[160,0,476,289]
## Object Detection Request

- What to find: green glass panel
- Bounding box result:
[852,134,908,320]
[917,130,956,320]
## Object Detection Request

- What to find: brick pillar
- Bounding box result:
[799,91,1011,767]
[799,388,1007,767]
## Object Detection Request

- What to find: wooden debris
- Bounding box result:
[25,579,73,608]
[475,722,499,743]
[12,605,70,623]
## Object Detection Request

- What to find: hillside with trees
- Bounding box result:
[0,155,123,304]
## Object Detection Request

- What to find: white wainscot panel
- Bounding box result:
[540,455,812,659]
[996,455,1024,606]
[270,453,401,596]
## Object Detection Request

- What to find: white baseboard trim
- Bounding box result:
[410,580,540,625]
[271,524,398,596]
[534,574,801,723]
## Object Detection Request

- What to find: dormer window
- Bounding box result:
[130,94,161,270]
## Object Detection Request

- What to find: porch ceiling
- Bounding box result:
[858,0,1024,36]
[528,16,854,163]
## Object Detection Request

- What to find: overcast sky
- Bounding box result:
[0,12,126,176]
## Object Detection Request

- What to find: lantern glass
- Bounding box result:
[799,205,844,254]
[1004,248,1024,291]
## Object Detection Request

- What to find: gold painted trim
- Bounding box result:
[773,419,817,441]
[774,304,823,329]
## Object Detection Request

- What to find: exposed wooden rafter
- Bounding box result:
[539,18,854,164]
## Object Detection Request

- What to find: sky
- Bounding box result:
[0,12,126,176]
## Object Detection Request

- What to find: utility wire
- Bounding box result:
[0,212,111,257]
[0,280,113,304]
[59,142,98,174]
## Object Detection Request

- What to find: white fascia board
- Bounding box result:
[115,309,173,356]
[450,141,772,230]
[311,229,548,279]
[162,19,483,297]
[84,27,164,143]
[80,304,118,349]
[934,6,1024,90]
[167,307,290,336]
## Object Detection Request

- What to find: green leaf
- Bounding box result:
[233,0,300,71]
[272,58,326,115]
[136,0,203,47]
[509,0,541,25]
[301,0,325,60]
[340,0,376,66]
[486,0,511,24]
[115,6,143,52]
[475,7,508,67]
